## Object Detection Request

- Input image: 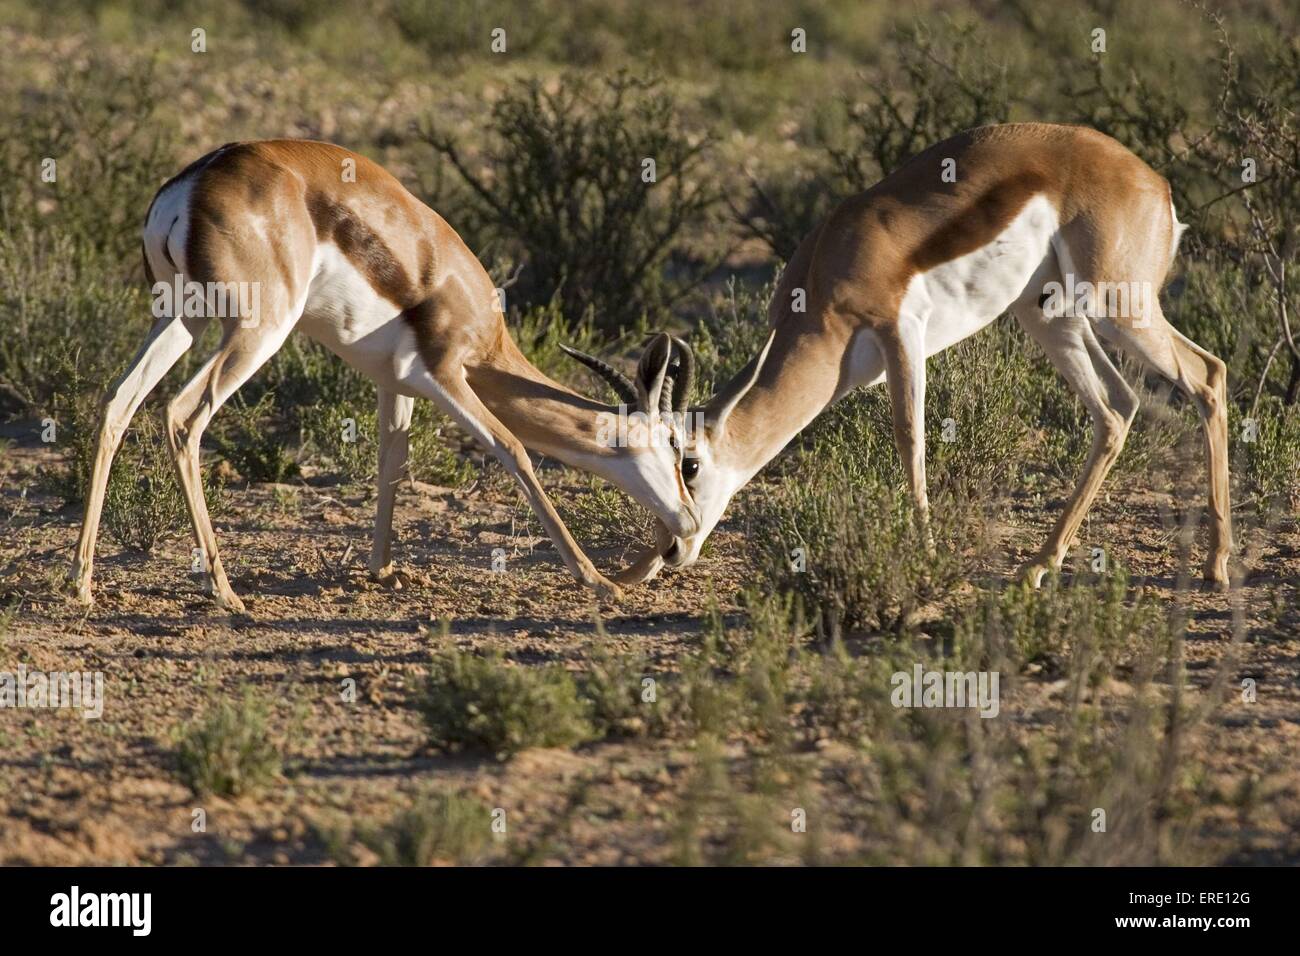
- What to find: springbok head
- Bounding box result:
[563,330,776,584]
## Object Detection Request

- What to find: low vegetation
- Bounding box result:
[172,689,282,798]
[420,643,595,757]
[334,791,495,866]
[0,0,1293,865]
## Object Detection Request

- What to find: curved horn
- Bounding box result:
[668,336,695,414]
[635,333,673,414]
[560,344,638,406]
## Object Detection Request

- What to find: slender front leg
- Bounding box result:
[880,319,931,520]
[425,362,622,601]
[370,388,413,586]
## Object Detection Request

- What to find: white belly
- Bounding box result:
[846,194,1058,394]
[298,243,426,393]
[907,193,1059,355]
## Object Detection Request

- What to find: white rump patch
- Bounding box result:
[143,175,195,283]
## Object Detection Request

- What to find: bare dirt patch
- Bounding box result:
[1,437,1297,865]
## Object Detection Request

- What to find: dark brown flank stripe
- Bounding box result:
[416,236,437,289]
[304,189,414,306]
[155,140,453,377]
[299,185,446,372]
[908,172,1053,274]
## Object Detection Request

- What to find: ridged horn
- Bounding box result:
[559,344,638,406]
[668,336,695,414]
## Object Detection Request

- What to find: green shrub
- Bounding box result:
[508,300,633,394]
[407,404,480,487]
[801,321,1034,492]
[262,338,373,429]
[737,18,1024,257]
[0,224,153,416]
[731,170,834,262]
[1235,396,1300,518]
[646,591,810,744]
[173,689,281,797]
[209,392,300,484]
[301,401,378,483]
[796,640,891,746]
[748,467,972,637]
[538,475,652,552]
[925,324,1035,491]
[825,20,1020,189]
[271,339,476,488]
[350,792,492,866]
[102,412,219,553]
[954,569,1173,676]
[392,0,554,60]
[41,354,224,552]
[301,395,477,488]
[742,326,1019,637]
[0,55,175,415]
[420,644,594,757]
[689,274,785,401]
[422,72,720,333]
[578,643,660,738]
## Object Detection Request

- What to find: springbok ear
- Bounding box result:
[635,333,673,414]
[704,329,777,435]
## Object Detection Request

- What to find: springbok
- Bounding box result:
[611,122,1232,589]
[70,140,704,611]
[71,123,1233,611]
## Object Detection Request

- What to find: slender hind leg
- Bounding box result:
[70,313,203,603]
[1013,302,1140,585]
[1100,314,1232,586]
[165,316,298,612]
[370,388,414,586]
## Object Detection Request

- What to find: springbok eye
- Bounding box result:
[681,457,700,481]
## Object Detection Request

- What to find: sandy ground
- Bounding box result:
[0,433,1297,866]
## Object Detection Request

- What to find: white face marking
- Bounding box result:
[617,439,699,539]
[662,426,756,567]
[903,193,1060,356]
